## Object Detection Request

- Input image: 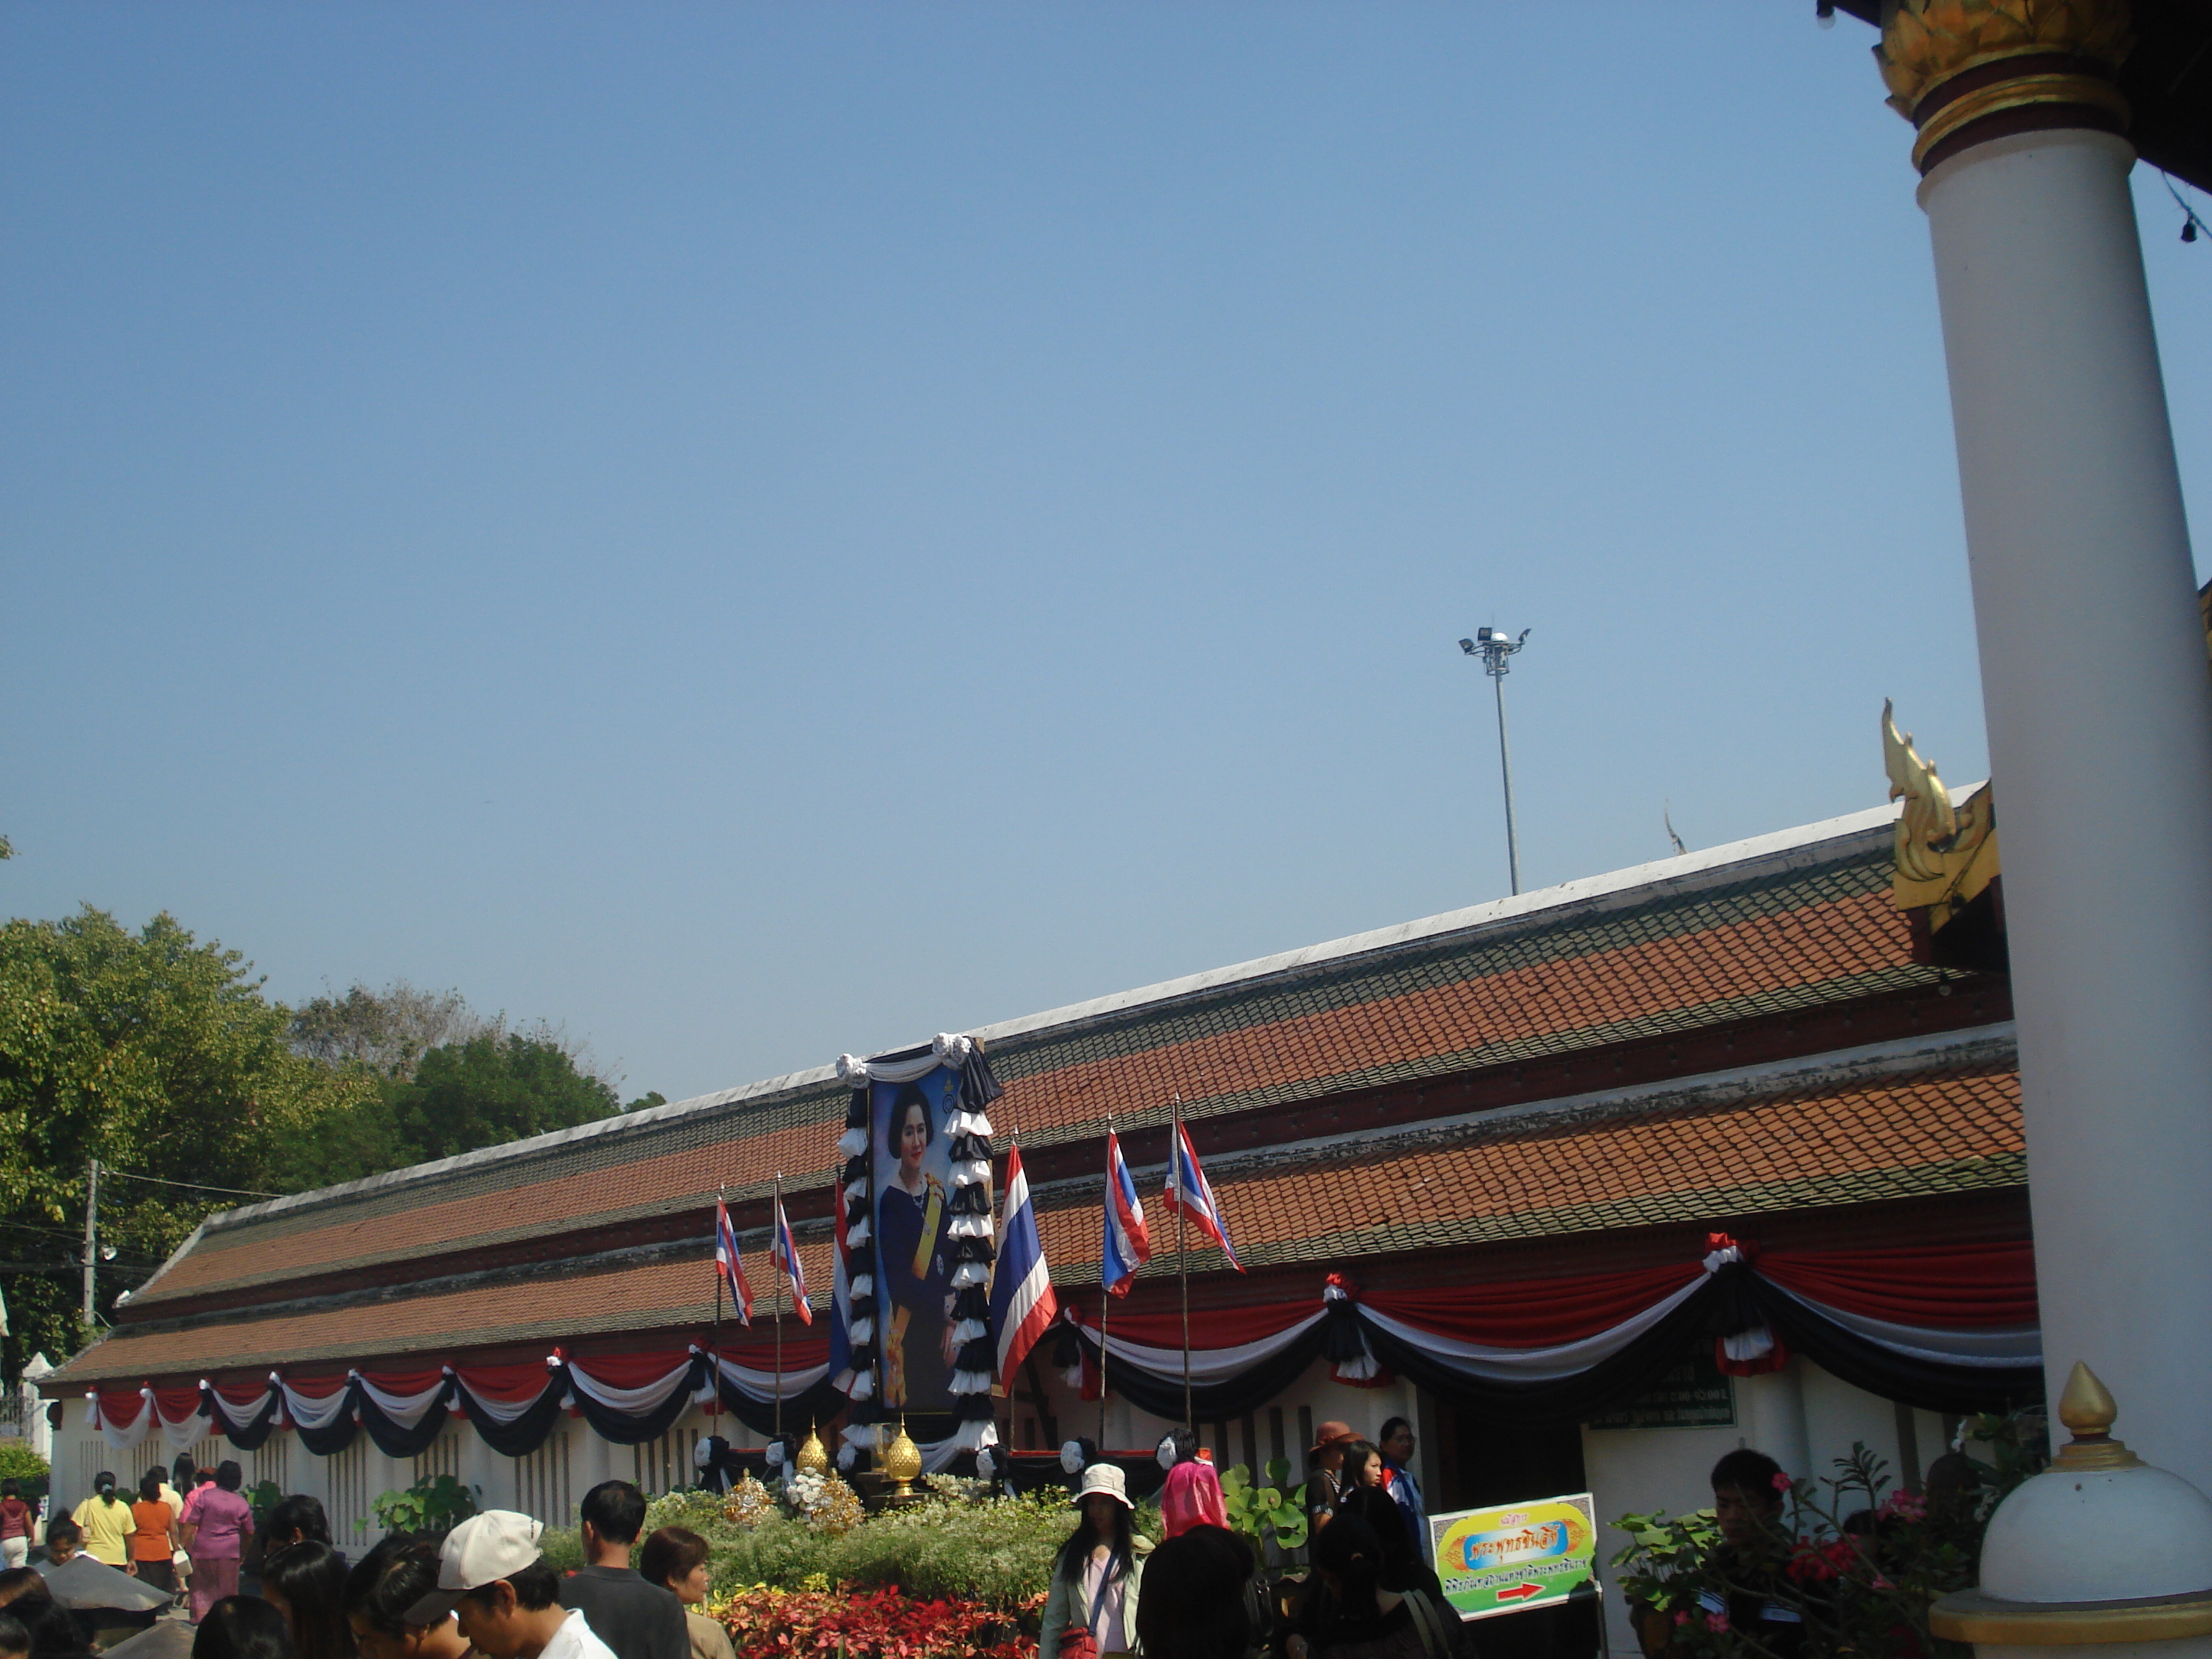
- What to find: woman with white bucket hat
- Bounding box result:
[1040,1464,1151,1659]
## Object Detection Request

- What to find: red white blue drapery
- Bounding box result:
[1048,1236,2041,1422]
[84,1236,2037,1459]
[87,1342,840,1460]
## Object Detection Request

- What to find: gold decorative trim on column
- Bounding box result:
[1876,0,2134,174]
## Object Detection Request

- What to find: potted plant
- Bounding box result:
[370,1475,481,1546]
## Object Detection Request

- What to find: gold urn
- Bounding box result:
[882,1420,923,1498]
[795,1426,830,1476]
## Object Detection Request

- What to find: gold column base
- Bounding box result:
[1930,1586,2212,1645]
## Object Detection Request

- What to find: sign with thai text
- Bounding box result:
[1586,1349,1736,1430]
[1427,1491,1599,1621]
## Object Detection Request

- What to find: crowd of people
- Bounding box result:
[0,1473,741,1659]
[1038,1413,1448,1659]
[4,1408,1800,1659]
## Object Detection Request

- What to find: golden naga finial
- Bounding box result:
[1884,700,1958,884]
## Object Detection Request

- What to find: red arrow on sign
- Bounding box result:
[1495,1584,1546,1603]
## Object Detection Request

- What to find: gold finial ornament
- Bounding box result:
[796,1426,830,1475]
[1883,701,1957,884]
[2053,1361,2144,1470]
[1875,0,2134,173]
[1882,703,1998,930]
[882,1419,923,1498]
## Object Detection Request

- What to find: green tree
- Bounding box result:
[380,1030,621,1163]
[0,907,375,1370]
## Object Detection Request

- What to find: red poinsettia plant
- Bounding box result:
[717,1582,1044,1659]
[1611,1413,2048,1659]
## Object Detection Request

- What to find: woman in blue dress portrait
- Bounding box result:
[878,1079,956,1409]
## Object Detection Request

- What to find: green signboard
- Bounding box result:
[1426,1491,1599,1622]
[1586,1347,1737,1430]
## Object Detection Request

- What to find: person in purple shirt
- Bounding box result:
[179,1462,253,1625]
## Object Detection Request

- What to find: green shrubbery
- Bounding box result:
[0,1447,48,1504]
[642,1488,1082,1611]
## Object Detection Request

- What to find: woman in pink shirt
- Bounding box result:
[180,1460,253,1624]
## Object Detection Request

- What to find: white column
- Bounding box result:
[1743,1362,1810,1486]
[1918,126,2212,1493]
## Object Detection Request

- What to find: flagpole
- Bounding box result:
[995,1130,1012,1475]
[1098,1120,1110,1449]
[711,1187,725,1437]
[1175,1095,1191,1434]
[773,1172,784,1444]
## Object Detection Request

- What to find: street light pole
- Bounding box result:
[1460,628,1531,895]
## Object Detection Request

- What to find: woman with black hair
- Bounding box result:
[342,1537,470,1659]
[1040,1465,1150,1658]
[182,1464,254,1624]
[0,1483,34,1572]
[637,1528,736,1659]
[1330,1443,1437,1599]
[876,1081,954,1409]
[262,1542,355,1659]
[1282,1513,1424,1659]
[67,1476,131,1570]
[264,1498,333,1557]
[128,1472,177,1596]
[194,1596,295,1659]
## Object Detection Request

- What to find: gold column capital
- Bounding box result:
[1876,0,2133,174]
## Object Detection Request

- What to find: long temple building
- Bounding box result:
[42,759,2037,1651]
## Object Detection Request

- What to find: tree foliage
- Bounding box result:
[0,920,649,1380]
[0,907,374,1372]
[288,981,482,1078]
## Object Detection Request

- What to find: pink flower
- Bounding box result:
[1771,1471,1793,1493]
[1673,1611,1690,1627]
[1706,1613,1731,1634]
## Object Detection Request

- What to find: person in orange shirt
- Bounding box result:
[128,1471,179,1598]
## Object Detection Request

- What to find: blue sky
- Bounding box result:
[6,4,2206,1105]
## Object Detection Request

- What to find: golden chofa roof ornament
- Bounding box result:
[795,1427,830,1476]
[1883,702,1999,934]
[882,1419,923,1498]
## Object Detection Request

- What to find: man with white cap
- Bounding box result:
[406,1512,616,1659]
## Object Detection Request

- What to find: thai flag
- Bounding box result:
[991,1142,1058,1383]
[714,1199,754,1324]
[1164,1122,1244,1273]
[1101,1131,1152,1297]
[773,1197,813,1324]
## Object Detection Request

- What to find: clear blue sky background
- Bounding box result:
[6,4,2207,1105]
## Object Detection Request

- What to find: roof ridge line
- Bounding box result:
[1017,1020,2019,1210]
[198,793,1948,1237]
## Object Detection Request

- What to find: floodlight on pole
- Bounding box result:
[1459,626,1532,895]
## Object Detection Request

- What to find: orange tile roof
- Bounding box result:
[131,845,1930,1310]
[1030,1062,2023,1280]
[60,1061,2021,1387]
[60,1237,841,1383]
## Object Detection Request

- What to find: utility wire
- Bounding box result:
[98,1168,282,1200]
